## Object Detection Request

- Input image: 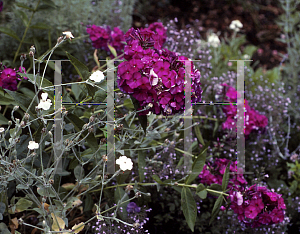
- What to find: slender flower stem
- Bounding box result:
[13,0,41,63]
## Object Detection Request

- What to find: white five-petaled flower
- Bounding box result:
[89,70,105,82]
[207,33,220,48]
[0,127,5,133]
[62,31,74,40]
[116,156,133,171]
[37,92,52,110]
[229,20,243,32]
[28,141,39,150]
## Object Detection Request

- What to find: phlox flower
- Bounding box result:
[28,141,39,150]
[37,92,52,110]
[89,70,105,82]
[116,156,133,171]
[229,20,243,32]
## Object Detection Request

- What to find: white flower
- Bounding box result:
[62,31,74,40]
[37,92,52,110]
[207,33,220,48]
[229,20,243,32]
[28,141,39,150]
[116,156,133,171]
[0,127,5,133]
[89,70,105,82]
[243,54,250,60]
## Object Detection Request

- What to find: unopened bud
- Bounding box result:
[24,113,30,120]
[135,192,141,198]
[20,121,26,128]
[15,118,20,124]
[125,184,133,193]
[133,223,140,228]
[20,54,27,62]
[13,106,19,111]
[89,115,95,123]
[29,45,35,57]
[8,121,12,126]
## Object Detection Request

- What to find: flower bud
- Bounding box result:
[8,121,12,126]
[24,113,30,120]
[29,45,35,57]
[13,106,19,111]
[20,54,27,62]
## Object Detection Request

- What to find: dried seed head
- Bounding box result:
[133,223,140,228]
[89,115,95,123]
[125,184,133,193]
[24,113,30,120]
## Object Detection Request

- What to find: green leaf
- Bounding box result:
[15,198,33,212]
[15,2,35,11]
[66,52,95,97]
[74,165,85,181]
[207,184,223,197]
[222,160,231,191]
[66,113,99,153]
[39,0,57,9]
[18,73,53,89]
[123,98,134,110]
[181,187,197,232]
[138,151,146,182]
[0,223,10,234]
[185,143,208,185]
[94,89,107,103]
[107,44,117,58]
[114,187,129,220]
[194,124,204,145]
[209,194,223,225]
[0,27,21,41]
[197,190,207,199]
[0,113,9,125]
[5,90,37,118]
[196,183,205,193]
[13,9,29,27]
[37,186,56,197]
[0,90,17,105]
[130,95,147,134]
[152,175,164,184]
[30,22,52,30]
[0,202,6,214]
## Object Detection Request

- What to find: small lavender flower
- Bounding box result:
[126,202,141,214]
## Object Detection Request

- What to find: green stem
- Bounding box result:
[13,0,41,63]
[91,182,229,196]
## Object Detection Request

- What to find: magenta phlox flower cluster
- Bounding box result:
[198,158,247,189]
[117,23,202,116]
[221,84,268,135]
[229,184,286,227]
[0,64,27,91]
[86,25,125,56]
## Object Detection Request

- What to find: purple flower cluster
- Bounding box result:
[198,158,247,189]
[117,23,202,116]
[221,84,268,135]
[0,64,27,91]
[229,184,286,228]
[126,202,141,214]
[86,25,125,56]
